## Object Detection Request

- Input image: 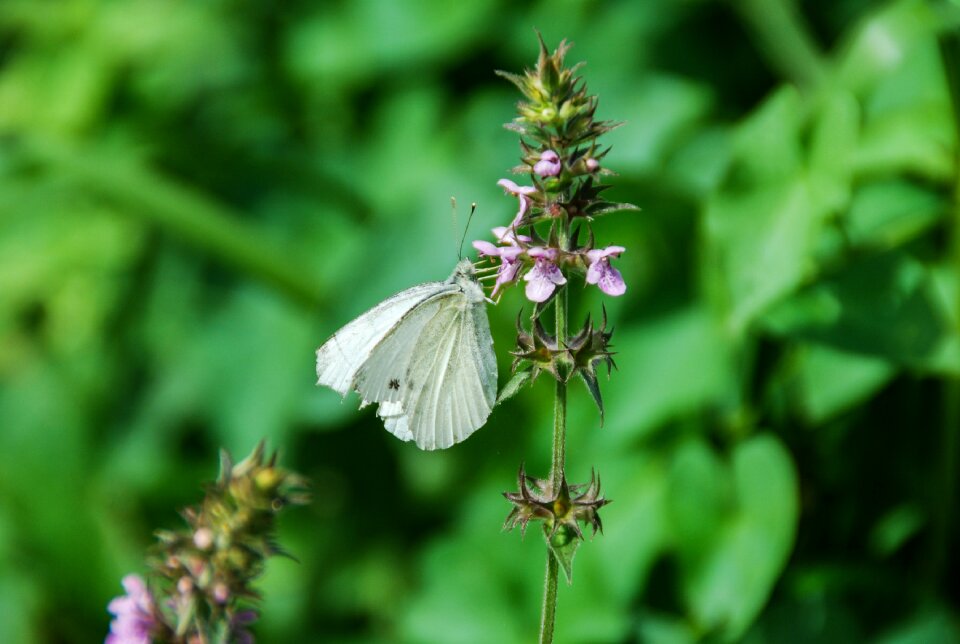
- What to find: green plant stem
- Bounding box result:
[729,0,827,91]
[539,552,559,644]
[552,294,569,489]
[16,136,325,309]
[539,214,570,644]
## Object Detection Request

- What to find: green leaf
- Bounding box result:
[602,306,737,444]
[680,435,799,641]
[761,252,952,371]
[702,87,831,330]
[808,90,859,215]
[844,179,946,251]
[788,344,896,424]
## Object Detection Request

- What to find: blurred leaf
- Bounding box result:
[601,306,737,444]
[636,612,698,644]
[702,87,830,330]
[808,90,859,215]
[836,0,940,93]
[869,504,925,557]
[667,438,730,558]
[680,434,799,641]
[788,344,896,424]
[761,252,954,371]
[843,179,946,251]
[875,608,960,644]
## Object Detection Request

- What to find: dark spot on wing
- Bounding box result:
[389,378,400,390]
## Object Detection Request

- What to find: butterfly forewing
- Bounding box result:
[315,282,455,396]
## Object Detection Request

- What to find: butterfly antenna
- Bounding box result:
[458,202,478,260]
[451,197,460,260]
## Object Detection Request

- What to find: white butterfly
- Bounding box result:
[315,258,498,450]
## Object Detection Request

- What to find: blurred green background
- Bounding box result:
[2,0,960,641]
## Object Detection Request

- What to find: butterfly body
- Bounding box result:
[316,259,497,450]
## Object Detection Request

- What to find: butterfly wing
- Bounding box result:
[315,282,457,396]
[352,293,455,441]
[317,265,497,450]
[399,295,497,450]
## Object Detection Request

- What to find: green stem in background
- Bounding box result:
[539,214,571,644]
[729,0,827,91]
[15,136,325,309]
[932,27,960,590]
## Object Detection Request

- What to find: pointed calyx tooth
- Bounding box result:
[502,464,611,539]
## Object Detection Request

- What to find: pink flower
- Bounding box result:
[524,247,567,302]
[474,241,524,296]
[585,158,600,172]
[585,246,626,296]
[498,178,537,226]
[106,575,157,644]
[533,150,561,177]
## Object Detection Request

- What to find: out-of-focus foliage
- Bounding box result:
[1,0,960,642]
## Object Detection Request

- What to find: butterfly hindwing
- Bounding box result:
[403,297,496,449]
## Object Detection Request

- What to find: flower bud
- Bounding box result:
[177,576,194,595]
[213,582,230,604]
[534,150,561,178]
[193,527,214,551]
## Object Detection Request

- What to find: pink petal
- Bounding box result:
[492,260,521,297]
[500,246,523,261]
[587,246,625,263]
[523,259,567,302]
[121,575,147,596]
[585,260,603,285]
[597,264,626,296]
[527,246,558,261]
[601,245,626,257]
[524,272,557,302]
[540,150,560,163]
[473,240,499,256]
[497,178,537,196]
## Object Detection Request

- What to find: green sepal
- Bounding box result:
[545,523,580,585]
[578,369,605,425]
[586,202,641,217]
[496,368,534,406]
[495,70,529,95]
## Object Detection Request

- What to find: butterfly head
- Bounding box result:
[452,257,476,279]
[448,258,486,302]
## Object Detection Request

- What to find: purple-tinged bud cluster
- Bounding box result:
[104,443,308,644]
